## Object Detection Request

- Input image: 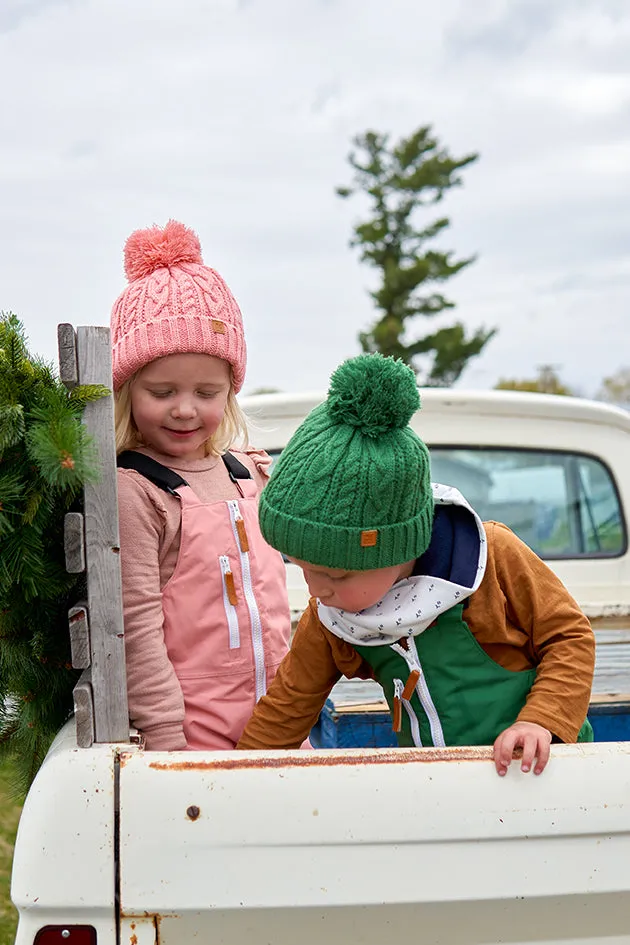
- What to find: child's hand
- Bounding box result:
[493,721,552,776]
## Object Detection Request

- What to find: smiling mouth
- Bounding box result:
[164,428,200,437]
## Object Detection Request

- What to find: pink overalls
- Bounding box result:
[119,450,291,750]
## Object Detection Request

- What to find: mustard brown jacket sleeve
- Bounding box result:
[467,522,595,743]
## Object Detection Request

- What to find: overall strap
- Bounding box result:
[117,450,252,495]
[222,452,252,482]
[117,451,188,495]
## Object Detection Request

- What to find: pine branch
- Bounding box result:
[69,384,110,408]
[0,312,96,791]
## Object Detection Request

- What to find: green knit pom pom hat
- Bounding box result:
[258,353,434,571]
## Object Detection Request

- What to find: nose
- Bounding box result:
[305,571,332,601]
[171,395,196,420]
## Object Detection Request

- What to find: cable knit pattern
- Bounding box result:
[259,355,434,571]
[110,220,246,391]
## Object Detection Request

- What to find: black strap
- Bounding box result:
[117,451,188,495]
[222,452,253,482]
[117,450,252,494]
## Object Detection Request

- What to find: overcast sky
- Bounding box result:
[1,0,629,397]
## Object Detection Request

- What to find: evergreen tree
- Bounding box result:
[337,126,496,386]
[597,367,630,407]
[0,313,106,793]
[495,365,574,396]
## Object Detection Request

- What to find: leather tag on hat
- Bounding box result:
[360,529,378,547]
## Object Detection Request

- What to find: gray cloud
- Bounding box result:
[0,0,629,398]
[0,0,74,33]
[445,0,562,59]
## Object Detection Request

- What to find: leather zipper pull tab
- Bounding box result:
[224,570,237,606]
[402,669,420,701]
[392,679,404,733]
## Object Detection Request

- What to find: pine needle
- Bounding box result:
[0,312,98,791]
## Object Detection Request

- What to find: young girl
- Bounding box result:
[110,219,291,751]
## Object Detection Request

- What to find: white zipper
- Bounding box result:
[391,640,445,748]
[407,637,445,747]
[219,555,240,649]
[393,678,423,747]
[228,500,266,700]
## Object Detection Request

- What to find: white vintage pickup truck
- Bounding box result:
[10,327,630,945]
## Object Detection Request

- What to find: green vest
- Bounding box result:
[353,602,593,747]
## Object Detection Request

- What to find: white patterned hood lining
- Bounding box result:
[317,483,487,647]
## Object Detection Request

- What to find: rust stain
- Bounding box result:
[147,746,494,772]
[120,910,179,920]
[130,935,138,945]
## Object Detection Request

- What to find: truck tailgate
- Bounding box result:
[118,742,630,945]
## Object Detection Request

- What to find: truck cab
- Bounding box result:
[241,387,630,619]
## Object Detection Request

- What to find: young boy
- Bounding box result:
[238,354,595,775]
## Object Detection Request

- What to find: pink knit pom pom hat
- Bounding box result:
[110,219,246,392]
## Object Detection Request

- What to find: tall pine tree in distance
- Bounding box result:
[337,125,496,386]
[0,312,106,792]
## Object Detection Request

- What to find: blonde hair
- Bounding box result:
[114,371,249,457]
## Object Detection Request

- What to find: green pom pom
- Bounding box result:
[327,354,420,438]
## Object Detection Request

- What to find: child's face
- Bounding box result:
[290,558,415,612]
[131,353,231,460]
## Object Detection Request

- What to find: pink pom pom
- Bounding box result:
[123,219,204,281]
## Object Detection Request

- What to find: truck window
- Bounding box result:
[430,448,625,559]
[266,446,625,560]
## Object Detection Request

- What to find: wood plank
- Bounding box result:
[64,512,85,573]
[588,612,630,629]
[590,693,630,705]
[68,603,91,670]
[77,325,129,743]
[594,629,630,645]
[57,323,78,389]
[73,667,95,748]
[334,702,389,715]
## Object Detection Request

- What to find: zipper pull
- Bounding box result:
[392,678,403,733]
[220,556,238,606]
[404,638,422,674]
[230,501,250,553]
[402,670,420,701]
[235,519,249,553]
